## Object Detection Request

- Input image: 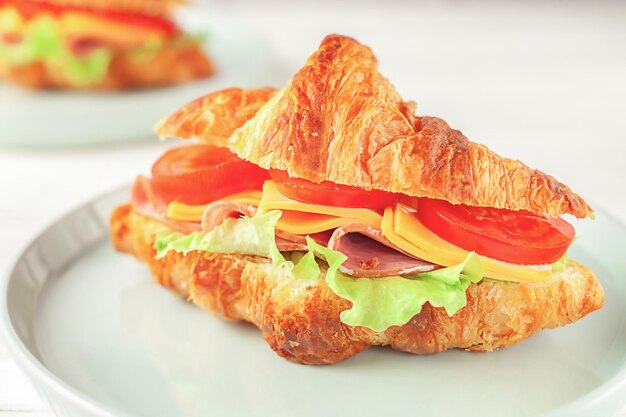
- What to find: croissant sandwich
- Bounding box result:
[0,0,213,89]
[110,34,603,365]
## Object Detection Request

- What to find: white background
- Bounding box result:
[1,1,625,416]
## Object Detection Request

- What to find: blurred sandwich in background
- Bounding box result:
[0,0,214,89]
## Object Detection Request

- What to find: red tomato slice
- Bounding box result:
[270,170,400,209]
[4,0,177,35]
[416,198,575,265]
[151,145,270,206]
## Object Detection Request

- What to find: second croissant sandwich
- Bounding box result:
[0,0,213,89]
[110,34,603,365]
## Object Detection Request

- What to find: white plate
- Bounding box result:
[0,9,283,147]
[2,187,626,417]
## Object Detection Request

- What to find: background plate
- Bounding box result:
[2,187,626,417]
[0,9,283,147]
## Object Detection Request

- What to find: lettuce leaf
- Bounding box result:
[551,253,568,274]
[61,49,112,86]
[155,210,286,265]
[290,249,322,280]
[298,238,483,332]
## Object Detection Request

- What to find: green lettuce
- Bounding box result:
[61,49,111,85]
[290,249,322,280]
[301,238,483,331]
[154,210,286,266]
[551,252,569,274]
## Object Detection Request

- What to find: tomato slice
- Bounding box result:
[270,170,400,209]
[151,145,270,206]
[416,198,575,265]
[4,0,178,35]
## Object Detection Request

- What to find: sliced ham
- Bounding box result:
[275,236,308,252]
[201,201,257,232]
[131,176,201,234]
[275,229,332,247]
[328,223,436,277]
[273,229,333,253]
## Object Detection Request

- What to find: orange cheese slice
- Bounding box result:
[223,190,263,205]
[260,181,382,229]
[275,210,374,234]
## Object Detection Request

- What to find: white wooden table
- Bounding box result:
[1,1,625,415]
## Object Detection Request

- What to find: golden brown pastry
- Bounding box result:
[157,35,591,219]
[111,205,604,365]
[155,87,277,145]
[112,34,603,365]
[0,0,213,90]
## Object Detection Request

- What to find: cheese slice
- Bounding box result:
[382,205,552,283]
[276,210,376,234]
[167,190,263,221]
[223,190,263,205]
[260,181,383,229]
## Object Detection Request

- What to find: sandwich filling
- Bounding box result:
[0,0,200,86]
[133,144,574,331]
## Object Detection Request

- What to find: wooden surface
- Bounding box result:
[1,1,625,416]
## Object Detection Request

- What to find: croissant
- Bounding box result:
[114,34,603,365]
[0,0,213,90]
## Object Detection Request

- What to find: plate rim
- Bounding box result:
[1,186,626,417]
[0,186,133,417]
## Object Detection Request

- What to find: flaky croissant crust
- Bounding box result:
[157,34,592,219]
[111,204,604,365]
[156,87,276,143]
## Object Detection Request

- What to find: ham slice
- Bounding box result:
[328,224,436,277]
[275,229,332,247]
[201,201,257,232]
[275,236,308,252]
[131,176,201,234]
[273,230,333,252]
